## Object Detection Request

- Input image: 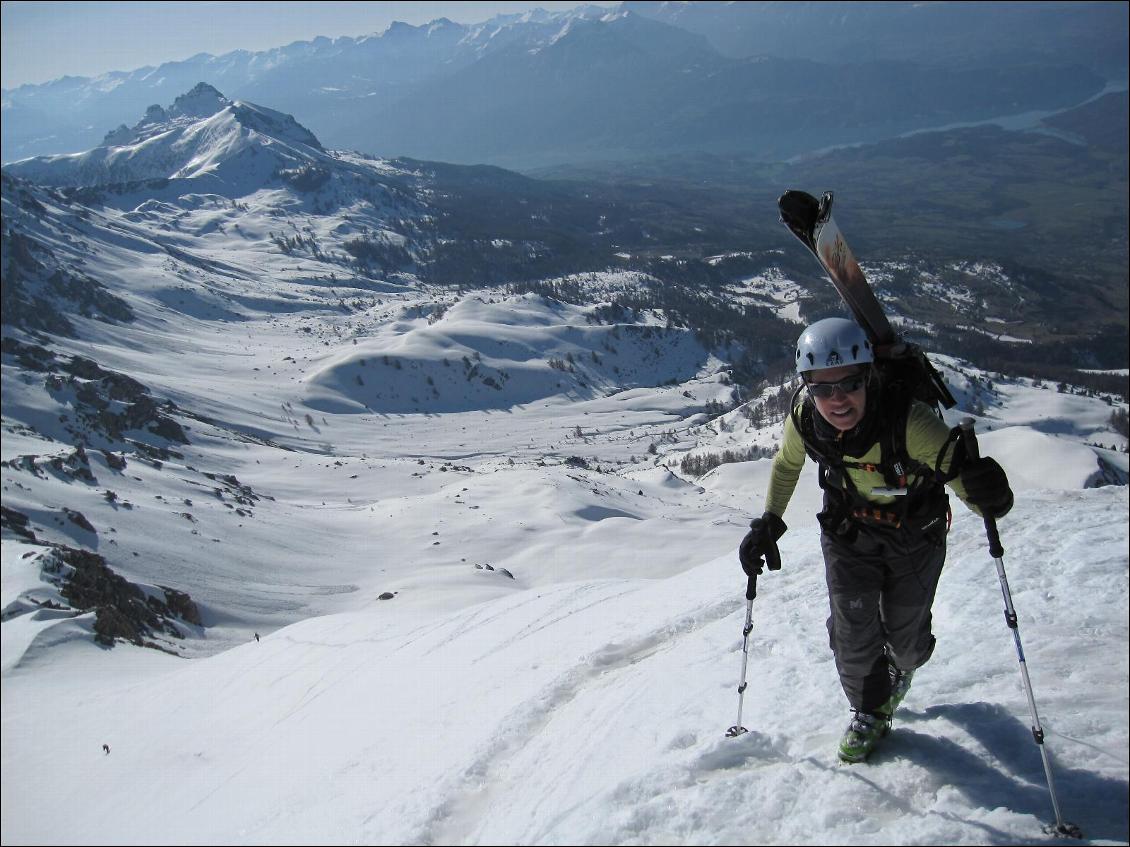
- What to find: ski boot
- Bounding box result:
[837,710,891,763]
[881,666,914,719]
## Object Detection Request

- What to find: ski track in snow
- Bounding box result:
[419,590,748,845]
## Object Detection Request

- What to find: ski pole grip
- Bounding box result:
[745,573,758,602]
[960,418,1005,558]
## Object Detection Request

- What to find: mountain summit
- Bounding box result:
[7,84,324,190]
[102,82,232,147]
[168,81,231,119]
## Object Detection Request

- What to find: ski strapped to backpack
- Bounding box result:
[778,189,969,534]
[778,189,958,414]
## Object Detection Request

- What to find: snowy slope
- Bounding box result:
[2,487,1126,845]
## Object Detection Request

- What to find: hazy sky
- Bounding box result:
[1,1,618,89]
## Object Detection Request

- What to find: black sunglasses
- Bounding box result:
[805,373,867,398]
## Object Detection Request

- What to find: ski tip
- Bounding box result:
[778,188,816,202]
[777,189,819,219]
[778,189,836,237]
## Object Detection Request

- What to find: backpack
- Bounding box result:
[872,339,956,417]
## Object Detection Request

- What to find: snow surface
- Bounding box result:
[2,105,1128,845]
[2,486,1127,845]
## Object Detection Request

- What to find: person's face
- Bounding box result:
[807,365,868,431]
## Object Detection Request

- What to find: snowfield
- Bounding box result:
[2,485,1127,845]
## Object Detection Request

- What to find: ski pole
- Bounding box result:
[725,574,757,738]
[959,418,1082,839]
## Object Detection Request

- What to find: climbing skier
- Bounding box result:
[739,317,1014,762]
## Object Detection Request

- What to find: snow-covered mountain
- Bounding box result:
[2,4,1114,168]
[2,84,1128,844]
[101,81,322,151]
[4,82,325,189]
[1,99,750,653]
[0,6,612,163]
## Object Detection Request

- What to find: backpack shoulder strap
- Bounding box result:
[879,396,967,491]
[791,384,832,467]
[791,384,857,498]
[878,389,915,488]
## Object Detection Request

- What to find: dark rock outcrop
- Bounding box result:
[1,338,189,446]
[1,505,38,541]
[44,545,202,648]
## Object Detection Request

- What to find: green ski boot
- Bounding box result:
[880,667,915,718]
[838,710,891,763]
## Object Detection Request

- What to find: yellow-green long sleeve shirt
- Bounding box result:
[766,399,973,519]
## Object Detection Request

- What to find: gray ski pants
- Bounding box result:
[821,526,946,713]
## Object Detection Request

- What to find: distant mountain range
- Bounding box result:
[623,1,1129,70]
[3,2,1124,168]
[4,81,1126,383]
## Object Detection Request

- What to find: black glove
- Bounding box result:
[739,512,787,576]
[961,456,1014,519]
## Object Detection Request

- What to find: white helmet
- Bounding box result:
[795,317,873,374]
